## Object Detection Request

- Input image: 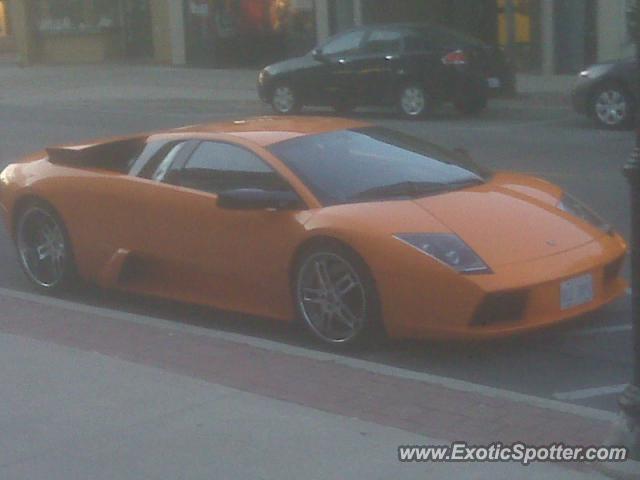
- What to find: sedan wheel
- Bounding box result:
[16,204,74,290]
[398,84,428,118]
[295,248,377,345]
[271,84,300,115]
[592,86,632,129]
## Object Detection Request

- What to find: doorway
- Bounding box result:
[122,0,153,58]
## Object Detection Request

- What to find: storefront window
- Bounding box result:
[35,0,121,34]
[185,0,316,67]
[0,1,8,37]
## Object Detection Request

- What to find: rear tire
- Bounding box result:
[15,201,76,292]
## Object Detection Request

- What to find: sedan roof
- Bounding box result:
[164,116,371,147]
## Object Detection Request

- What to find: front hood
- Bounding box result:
[412,180,600,267]
[587,58,633,68]
[265,55,313,75]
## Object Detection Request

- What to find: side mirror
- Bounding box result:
[312,48,325,61]
[217,188,302,210]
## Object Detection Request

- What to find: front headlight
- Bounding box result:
[394,233,491,274]
[258,69,269,85]
[557,193,612,233]
[579,64,613,79]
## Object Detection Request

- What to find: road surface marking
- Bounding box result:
[0,286,618,422]
[569,324,632,337]
[553,384,627,401]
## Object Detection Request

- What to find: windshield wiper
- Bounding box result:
[351,178,485,202]
[446,177,485,188]
[351,181,448,201]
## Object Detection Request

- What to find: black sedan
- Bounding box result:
[257,23,514,119]
[571,58,636,129]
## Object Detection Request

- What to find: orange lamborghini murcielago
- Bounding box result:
[0,117,627,346]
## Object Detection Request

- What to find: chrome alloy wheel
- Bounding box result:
[272,85,297,114]
[400,85,426,117]
[296,252,367,344]
[594,89,627,127]
[16,206,68,288]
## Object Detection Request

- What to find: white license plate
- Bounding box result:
[560,274,594,310]
[487,77,501,88]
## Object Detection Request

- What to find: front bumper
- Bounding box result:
[257,70,273,104]
[378,233,627,340]
[257,82,270,103]
[571,78,594,115]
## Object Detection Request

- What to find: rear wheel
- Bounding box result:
[397,83,430,119]
[294,242,381,347]
[15,202,76,291]
[271,83,301,115]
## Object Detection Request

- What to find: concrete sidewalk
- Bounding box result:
[0,63,573,108]
[0,287,634,479]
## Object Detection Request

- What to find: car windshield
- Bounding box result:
[267,127,489,206]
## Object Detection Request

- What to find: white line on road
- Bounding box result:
[569,324,632,337]
[0,286,619,422]
[553,384,627,401]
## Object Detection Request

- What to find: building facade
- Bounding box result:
[6,0,636,72]
[0,0,16,52]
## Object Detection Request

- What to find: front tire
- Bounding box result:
[270,83,301,115]
[294,242,381,347]
[397,83,430,119]
[591,83,634,129]
[15,202,76,291]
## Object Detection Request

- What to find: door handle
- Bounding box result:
[338,58,347,65]
[385,55,397,61]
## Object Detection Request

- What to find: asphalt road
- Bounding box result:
[0,96,634,414]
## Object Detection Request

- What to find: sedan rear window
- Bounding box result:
[268,127,489,206]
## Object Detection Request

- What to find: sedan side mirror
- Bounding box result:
[311,48,325,61]
[217,188,302,210]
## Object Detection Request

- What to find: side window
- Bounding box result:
[404,34,430,53]
[180,142,290,194]
[362,29,404,55]
[151,143,186,182]
[322,30,365,56]
[129,140,166,176]
[137,141,188,180]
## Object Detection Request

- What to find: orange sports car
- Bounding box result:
[0,117,627,346]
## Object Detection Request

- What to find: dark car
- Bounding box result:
[257,23,515,119]
[571,58,636,129]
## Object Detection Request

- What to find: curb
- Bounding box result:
[593,461,640,480]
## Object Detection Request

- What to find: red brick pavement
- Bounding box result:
[0,294,614,449]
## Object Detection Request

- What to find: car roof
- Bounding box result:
[160,116,371,147]
[358,22,445,32]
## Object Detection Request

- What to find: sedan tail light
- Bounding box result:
[442,49,467,66]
